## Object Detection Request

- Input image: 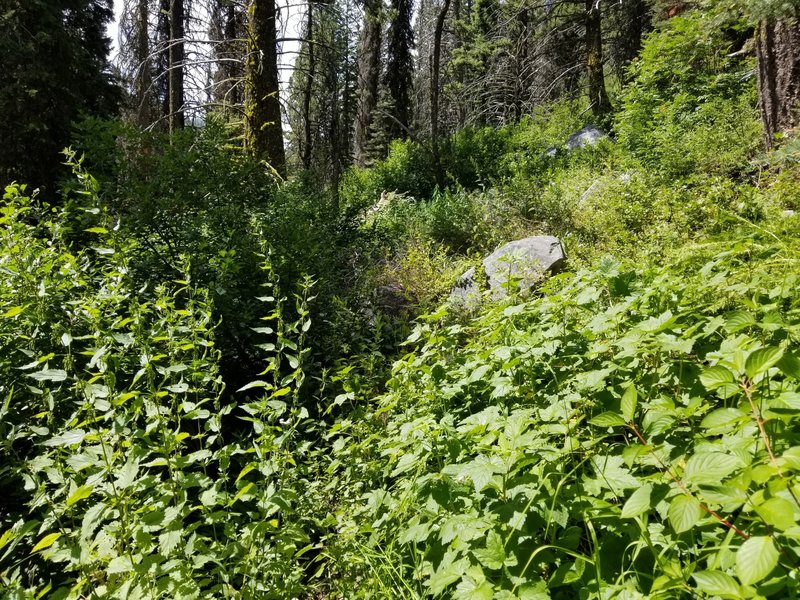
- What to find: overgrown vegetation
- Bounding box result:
[4,5,800,599]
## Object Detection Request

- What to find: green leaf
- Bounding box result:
[28,368,68,383]
[699,365,735,390]
[692,570,742,598]
[620,385,638,422]
[725,311,756,333]
[44,429,85,447]
[621,484,652,519]
[700,408,747,431]
[745,347,784,379]
[31,532,61,553]
[428,555,470,595]
[684,452,742,485]
[227,482,254,506]
[1,306,24,318]
[589,412,627,428]
[107,555,133,574]
[473,531,505,570]
[755,497,796,531]
[668,495,702,533]
[736,536,779,586]
[66,485,93,507]
[777,352,800,380]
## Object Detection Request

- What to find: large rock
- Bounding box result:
[565,125,608,151]
[450,236,566,306]
[484,236,566,297]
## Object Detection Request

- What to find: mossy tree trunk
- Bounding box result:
[353,0,382,167]
[757,18,800,149]
[245,0,287,176]
[585,0,611,123]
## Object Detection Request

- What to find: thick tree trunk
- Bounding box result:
[585,0,611,122]
[245,0,286,176]
[353,0,382,167]
[430,0,451,188]
[169,0,185,131]
[757,18,800,149]
[134,0,154,127]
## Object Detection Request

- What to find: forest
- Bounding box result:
[2,0,800,597]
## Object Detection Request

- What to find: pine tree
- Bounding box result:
[0,0,119,190]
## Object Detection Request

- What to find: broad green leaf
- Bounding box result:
[621,385,638,422]
[44,429,85,447]
[699,366,735,390]
[2,306,24,318]
[28,368,68,383]
[684,452,742,485]
[428,555,470,595]
[668,495,702,533]
[736,536,779,586]
[778,352,800,380]
[227,482,254,506]
[745,347,784,379]
[31,532,61,553]
[725,311,756,333]
[692,570,742,598]
[0,529,14,551]
[589,412,627,428]
[755,497,796,531]
[621,484,652,519]
[66,484,93,507]
[781,447,800,471]
[107,555,133,574]
[472,531,505,570]
[700,408,746,431]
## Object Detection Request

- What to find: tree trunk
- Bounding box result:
[134,0,154,127]
[757,18,800,149]
[353,0,382,167]
[169,0,185,131]
[430,0,451,188]
[301,3,316,169]
[585,0,611,122]
[245,0,287,176]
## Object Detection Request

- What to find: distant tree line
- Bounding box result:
[1,0,800,190]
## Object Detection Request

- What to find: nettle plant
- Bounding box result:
[328,233,800,598]
[0,163,320,598]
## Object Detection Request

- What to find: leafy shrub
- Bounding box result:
[324,227,800,598]
[0,176,325,597]
[616,11,760,180]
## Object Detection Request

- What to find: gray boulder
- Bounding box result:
[484,236,566,297]
[450,236,566,306]
[565,126,608,151]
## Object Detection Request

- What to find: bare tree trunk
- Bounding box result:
[302,3,316,169]
[245,0,287,176]
[430,0,451,188]
[169,0,185,131]
[134,0,154,127]
[585,0,610,122]
[353,0,381,167]
[757,18,800,149]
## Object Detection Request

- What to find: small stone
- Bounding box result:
[565,126,608,151]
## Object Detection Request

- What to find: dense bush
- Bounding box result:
[615,11,761,179]
[323,228,800,598]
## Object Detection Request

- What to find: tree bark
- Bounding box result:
[585,0,611,123]
[353,0,382,167]
[301,3,316,169]
[169,0,185,131]
[245,0,287,176]
[757,18,800,149]
[430,0,451,188]
[134,0,154,127]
